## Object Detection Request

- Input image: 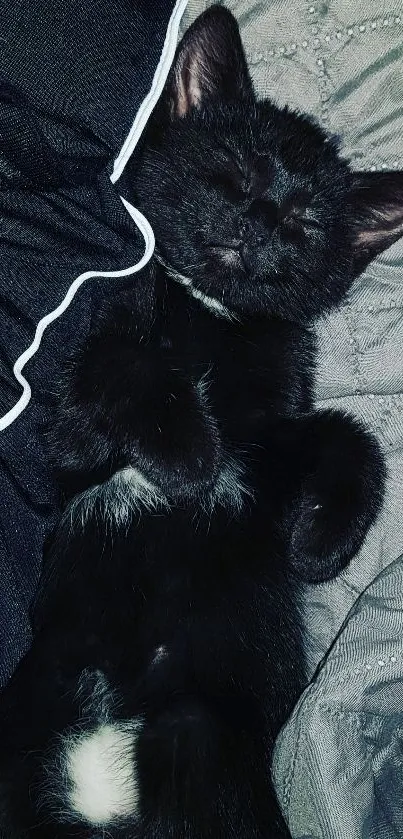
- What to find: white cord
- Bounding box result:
[0,202,154,431]
[111,0,189,184]
[0,0,188,431]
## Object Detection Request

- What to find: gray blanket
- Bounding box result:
[181,2,403,835]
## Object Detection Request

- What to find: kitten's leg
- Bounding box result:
[284,410,385,583]
[48,331,222,504]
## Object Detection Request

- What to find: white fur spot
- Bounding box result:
[209,458,252,514]
[151,644,168,666]
[65,721,142,826]
[115,467,168,513]
[40,670,143,827]
[157,257,238,322]
[67,466,169,530]
[75,668,112,722]
[218,247,242,268]
[190,283,236,320]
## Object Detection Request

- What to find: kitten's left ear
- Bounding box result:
[349,172,403,273]
[165,5,254,118]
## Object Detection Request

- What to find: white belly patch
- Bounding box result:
[65,720,142,826]
[40,669,143,828]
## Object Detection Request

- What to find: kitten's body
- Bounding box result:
[0,275,312,838]
[1,6,403,838]
[0,268,382,839]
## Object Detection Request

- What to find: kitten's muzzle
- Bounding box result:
[208,241,246,269]
[238,199,278,246]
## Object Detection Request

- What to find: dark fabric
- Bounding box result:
[0,0,176,685]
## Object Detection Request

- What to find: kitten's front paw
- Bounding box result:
[49,340,222,506]
[288,411,385,584]
[132,370,223,502]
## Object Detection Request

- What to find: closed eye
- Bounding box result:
[213,171,248,201]
[220,146,248,178]
[212,148,250,194]
[300,216,324,231]
[279,192,324,232]
[281,211,323,232]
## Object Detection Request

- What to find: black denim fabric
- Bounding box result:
[0,0,176,685]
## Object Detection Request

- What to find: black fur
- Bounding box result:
[1,7,402,838]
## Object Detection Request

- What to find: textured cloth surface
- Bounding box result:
[274,556,403,839]
[0,0,176,686]
[181,2,403,836]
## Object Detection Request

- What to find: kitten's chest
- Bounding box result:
[159,288,314,433]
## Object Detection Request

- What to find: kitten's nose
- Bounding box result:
[238,199,278,245]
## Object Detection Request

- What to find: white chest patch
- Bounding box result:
[67,465,169,530]
[156,257,238,321]
[65,721,142,826]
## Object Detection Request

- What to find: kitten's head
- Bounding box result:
[132,5,403,322]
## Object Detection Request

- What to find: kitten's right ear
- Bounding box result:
[162,5,254,120]
[349,171,403,273]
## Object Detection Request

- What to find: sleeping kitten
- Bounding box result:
[0,6,402,838]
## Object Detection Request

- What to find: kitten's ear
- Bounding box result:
[165,5,254,118]
[349,172,403,273]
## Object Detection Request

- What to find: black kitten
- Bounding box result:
[1,7,402,839]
